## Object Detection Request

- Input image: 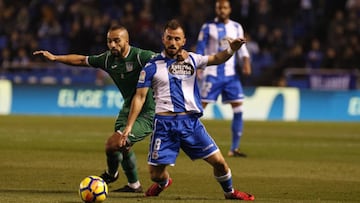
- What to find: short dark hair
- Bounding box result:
[216,0,230,4]
[108,24,126,32]
[164,19,184,32]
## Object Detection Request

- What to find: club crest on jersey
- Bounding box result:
[168,61,194,80]
[138,70,146,83]
[125,62,134,72]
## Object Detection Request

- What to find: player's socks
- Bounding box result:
[215,168,233,193]
[231,107,243,151]
[100,170,119,184]
[106,151,123,176]
[121,150,139,184]
[101,151,122,184]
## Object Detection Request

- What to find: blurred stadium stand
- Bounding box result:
[0,0,359,88]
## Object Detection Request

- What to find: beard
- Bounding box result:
[165,46,181,58]
[110,48,121,57]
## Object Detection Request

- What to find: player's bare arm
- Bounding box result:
[120,87,149,147]
[33,50,88,66]
[241,57,251,75]
[207,38,246,66]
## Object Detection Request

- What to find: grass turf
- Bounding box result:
[0,115,359,203]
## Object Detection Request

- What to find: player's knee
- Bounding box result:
[208,154,228,174]
[105,132,121,153]
[231,103,243,112]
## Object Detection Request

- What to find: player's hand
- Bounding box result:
[119,127,131,147]
[176,49,188,61]
[228,38,246,52]
[33,50,56,61]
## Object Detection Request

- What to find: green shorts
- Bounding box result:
[114,112,153,145]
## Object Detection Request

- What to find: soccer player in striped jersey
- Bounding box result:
[33,25,187,193]
[196,0,251,157]
[121,19,254,200]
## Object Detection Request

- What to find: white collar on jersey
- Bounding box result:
[123,46,131,58]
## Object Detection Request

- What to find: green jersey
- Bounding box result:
[87,46,156,117]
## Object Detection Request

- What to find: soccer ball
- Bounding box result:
[79,176,108,203]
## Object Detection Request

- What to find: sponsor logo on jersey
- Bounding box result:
[168,62,194,80]
[111,64,117,69]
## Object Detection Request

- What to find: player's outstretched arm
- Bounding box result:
[207,38,246,66]
[120,87,149,147]
[33,50,88,66]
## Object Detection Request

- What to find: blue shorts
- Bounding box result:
[201,75,244,103]
[148,114,219,166]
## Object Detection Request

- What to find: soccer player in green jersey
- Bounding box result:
[34,24,187,193]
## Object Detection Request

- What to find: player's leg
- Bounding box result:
[180,119,232,193]
[145,115,179,196]
[228,102,247,157]
[145,164,172,196]
[100,131,122,184]
[222,78,246,157]
[204,151,254,200]
[181,118,253,200]
[113,115,153,192]
[115,147,143,192]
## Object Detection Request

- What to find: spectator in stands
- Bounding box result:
[37,4,62,39]
[37,4,62,53]
[0,0,357,88]
[321,47,340,69]
[12,47,30,67]
[0,47,11,69]
[305,38,324,69]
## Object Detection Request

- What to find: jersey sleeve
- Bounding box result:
[86,52,109,69]
[137,50,157,67]
[195,24,209,55]
[236,23,250,59]
[137,63,156,88]
[189,52,208,69]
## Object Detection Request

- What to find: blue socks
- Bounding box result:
[215,169,233,193]
[231,111,243,151]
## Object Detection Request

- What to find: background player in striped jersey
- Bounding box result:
[196,0,251,157]
[33,25,187,193]
[121,19,254,200]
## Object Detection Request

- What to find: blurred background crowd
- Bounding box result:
[0,0,359,86]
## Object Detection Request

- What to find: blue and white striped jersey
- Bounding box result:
[196,18,250,78]
[137,52,208,114]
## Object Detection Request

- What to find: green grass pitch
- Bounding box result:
[0,115,359,203]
